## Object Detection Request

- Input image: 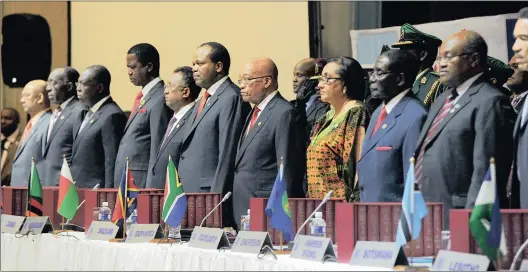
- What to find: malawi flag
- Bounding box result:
[112,160,138,225]
[26,160,43,217]
[57,157,79,220]
[162,156,187,227]
[265,162,294,242]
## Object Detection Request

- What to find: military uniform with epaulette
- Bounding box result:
[486,56,514,97]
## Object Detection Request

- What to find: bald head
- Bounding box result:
[20,80,50,115]
[239,58,279,105]
[251,58,278,81]
[293,58,316,92]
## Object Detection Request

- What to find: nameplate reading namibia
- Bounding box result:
[349,241,408,268]
[290,235,336,262]
[231,231,273,254]
[85,221,119,241]
[1,214,25,234]
[125,224,160,243]
[432,250,490,271]
[188,226,230,250]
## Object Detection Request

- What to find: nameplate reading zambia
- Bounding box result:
[1,214,25,234]
[20,216,53,235]
[188,226,230,250]
[349,241,408,268]
[290,235,336,262]
[231,231,273,254]
[432,250,490,271]
[86,221,119,241]
[125,224,161,243]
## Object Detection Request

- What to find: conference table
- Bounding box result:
[0,232,391,271]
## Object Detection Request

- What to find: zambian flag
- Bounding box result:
[26,159,43,217]
[57,157,79,220]
[162,156,187,227]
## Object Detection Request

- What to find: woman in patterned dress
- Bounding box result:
[306,57,368,202]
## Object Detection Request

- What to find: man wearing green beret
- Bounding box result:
[392,23,446,108]
[486,56,514,96]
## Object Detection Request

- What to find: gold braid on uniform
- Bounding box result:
[424,79,441,106]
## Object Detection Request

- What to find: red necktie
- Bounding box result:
[195,92,211,119]
[130,91,143,119]
[372,106,387,136]
[247,107,261,132]
[20,120,33,145]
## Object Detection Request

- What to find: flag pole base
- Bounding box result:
[58,223,85,232]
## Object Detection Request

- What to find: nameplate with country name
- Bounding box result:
[1,214,25,234]
[125,224,161,243]
[188,226,230,250]
[231,231,273,254]
[520,259,528,271]
[20,216,53,235]
[432,250,490,271]
[349,241,408,268]
[290,235,336,263]
[85,221,119,241]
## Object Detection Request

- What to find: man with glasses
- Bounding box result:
[415,30,515,227]
[146,66,199,189]
[358,49,427,202]
[42,67,86,186]
[71,65,126,188]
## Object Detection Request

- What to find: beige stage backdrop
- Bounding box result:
[71,2,310,109]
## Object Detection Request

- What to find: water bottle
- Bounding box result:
[126,209,138,236]
[240,209,250,231]
[98,202,112,221]
[168,224,181,240]
[309,212,326,237]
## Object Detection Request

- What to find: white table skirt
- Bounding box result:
[1,233,392,271]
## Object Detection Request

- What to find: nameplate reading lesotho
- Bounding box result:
[20,216,53,235]
[188,226,230,250]
[125,224,160,243]
[349,241,407,269]
[85,221,119,241]
[1,214,25,234]
[231,231,273,254]
[432,250,490,271]
[290,235,336,262]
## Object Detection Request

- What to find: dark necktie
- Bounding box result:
[161,115,178,147]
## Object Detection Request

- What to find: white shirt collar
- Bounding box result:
[59,96,75,110]
[142,77,162,97]
[206,76,229,96]
[383,89,410,114]
[89,95,111,114]
[256,91,278,112]
[455,72,483,97]
[174,101,196,121]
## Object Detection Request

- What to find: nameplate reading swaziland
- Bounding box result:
[20,216,53,235]
[85,221,119,241]
[188,226,230,250]
[290,235,336,262]
[125,224,160,243]
[432,250,490,271]
[1,214,25,234]
[231,231,273,254]
[349,241,407,268]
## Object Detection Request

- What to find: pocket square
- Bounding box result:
[138,108,147,113]
[376,146,392,151]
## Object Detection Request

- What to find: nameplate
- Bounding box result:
[1,215,25,234]
[290,235,336,263]
[188,226,230,250]
[20,216,53,235]
[349,241,408,268]
[85,221,119,241]
[231,231,273,254]
[432,250,490,271]
[520,259,528,271]
[125,224,161,243]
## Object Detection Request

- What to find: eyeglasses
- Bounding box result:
[316,76,342,85]
[164,83,186,90]
[435,53,470,63]
[237,75,272,85]
[368,71,394,79]
[75,82,96,88]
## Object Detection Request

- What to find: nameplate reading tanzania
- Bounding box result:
[125,224,160,243]
[290,235,336,262]
[86,221,119,241]
[1,214,25,234]
[188,226,230,250]
[20,216,53,235]
[350,241,408,268]
[231,231,273,254]
[432,250,490,271]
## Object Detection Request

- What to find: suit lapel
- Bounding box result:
[73,99,113,155]
[124,81,163,132]
[155,105,194,163]
[416,89,451,148]
[44,101,76,154]
[306,97,321,117]
[15,111,50,160]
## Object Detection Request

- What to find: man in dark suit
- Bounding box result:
[506,56,528,114]
[146,66,200,189]
[43,67,86,186]
[114,43,171,188]
[233,58,304,229]
[358,50,427,202]
[71,65,126,188]
[415,31,515,227]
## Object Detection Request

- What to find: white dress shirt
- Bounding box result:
[453,72,484,103]
[246,91,278,135]
[167,102,196,136]
[205,76,229,97]
[141,77,162,97]
[383,89,410,114]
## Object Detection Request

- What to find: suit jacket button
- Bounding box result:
[359,186,364,191]
[181,156,185,160]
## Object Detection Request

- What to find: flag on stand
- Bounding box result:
[469,158,507,261]
[265,162,294,242]
[112,160,138,226]
[57,157,80,220]
[26,159,43,217]
[162,156,187,227]
[396,158,428,247]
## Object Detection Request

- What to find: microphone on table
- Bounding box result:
[289,190,333,248]
[200,191,232,227]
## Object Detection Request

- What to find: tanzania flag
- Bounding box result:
[57,157,79,220]
[469,159,507,261]
[265,163,294,242]
[112,160,138,225]
[162,156,187,227]
[26,160,43,216]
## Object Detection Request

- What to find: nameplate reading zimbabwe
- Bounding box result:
[125,224,161,243]
[432,250,490,271]
[231,231,273,254]
[1,214,25,234]
[188,226,230,250]
[290,235,336,263]
[85,221,119,241]
[349,241,408,268]
[20,216,53,235]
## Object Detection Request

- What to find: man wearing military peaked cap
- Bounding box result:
[487,56,514,95]
[392,23,446,108]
